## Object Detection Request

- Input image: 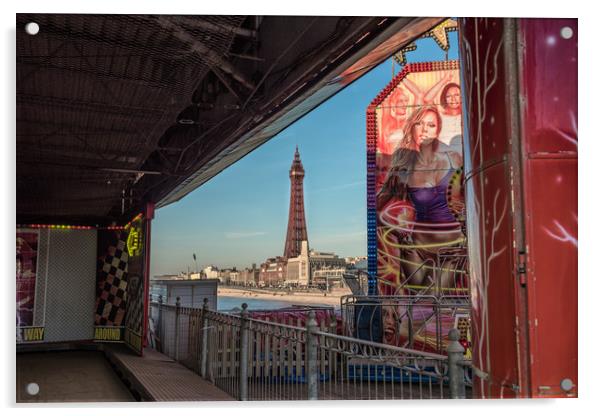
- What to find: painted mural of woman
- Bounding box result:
[379,75,454,155]
[377,105,465,294]
[437,81,463,153]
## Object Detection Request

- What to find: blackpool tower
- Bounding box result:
[283,146,308,259]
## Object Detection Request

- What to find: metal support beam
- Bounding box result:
[154,16,255,90]
[178,16,258,38]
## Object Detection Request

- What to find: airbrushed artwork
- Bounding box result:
[368,60,469,353]
[16,230,39,328]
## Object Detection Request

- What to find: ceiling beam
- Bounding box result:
[17,93,166,117]
[153,16,255,90]
[177,16,258,38]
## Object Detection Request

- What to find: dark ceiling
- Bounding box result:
[16,14,440,226]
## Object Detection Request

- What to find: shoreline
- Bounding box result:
[217,286,349,308]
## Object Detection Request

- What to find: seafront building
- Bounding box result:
[259,257,287,286]
[285,241,310,286]
[203,265,220,279]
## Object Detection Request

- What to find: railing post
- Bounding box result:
[239,303,249,401]
[329,314,337,334]
[174,296,181,361]
[200,297,209,378]
[158,295,163,353]
[306,310,319,400]
[447,328,466,399]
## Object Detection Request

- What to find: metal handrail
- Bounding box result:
[149,297,471,400]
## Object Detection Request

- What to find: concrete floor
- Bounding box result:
[16,350,135,402]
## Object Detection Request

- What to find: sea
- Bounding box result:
[217,295,297,311]
[217,295,337,311]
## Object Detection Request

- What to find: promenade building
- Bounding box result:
[203,265,220,279]
[259,257,287,287]
[311,267,347,289]
[239,264,260,286]
[285,241,310,286]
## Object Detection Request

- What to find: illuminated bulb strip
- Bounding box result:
[19,224,94,230]
[18,224,127,230]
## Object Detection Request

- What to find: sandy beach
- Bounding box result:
[217,286,350,308]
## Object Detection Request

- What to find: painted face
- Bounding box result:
[413,111,439,146]
[391,89,410,118]
[382,306,398,345]
[445,86,461,109]
[398,91,409,107]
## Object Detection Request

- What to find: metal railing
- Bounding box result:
[340,294,471,356]
[149,296,471,400]
[342,270,370,296]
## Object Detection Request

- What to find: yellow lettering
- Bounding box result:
[94,327,122,341]
[23,327,44,341]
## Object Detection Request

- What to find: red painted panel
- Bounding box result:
[465,162,520,398]
[460,18,522,398]
[523,158,577,397]
[459,18,509,171]
[520,19,578,154]
[461,17,578,398]
[519,18,578,398]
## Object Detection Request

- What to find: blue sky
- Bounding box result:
[150,32,458,277]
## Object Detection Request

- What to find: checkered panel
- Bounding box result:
[44,230,97,342]
[124,273,143,336]
[95,239,129,326]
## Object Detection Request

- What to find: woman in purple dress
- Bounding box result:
[378,106,464,293]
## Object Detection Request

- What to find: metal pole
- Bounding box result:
[148,293,153,348]
[158,295,163,353]
[239,303,249,401]
[306,310,319,400]
[175,296,181,361]
[200,297,209,378]
[447,328,466,399]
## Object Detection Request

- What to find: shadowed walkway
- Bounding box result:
[105,345,234,401]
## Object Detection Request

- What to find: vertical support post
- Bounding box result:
[448,328,466,399]
[175,296,181,361]
[239,303,249,401]
[148,293,153,348]
[200,297,209,378]
[306,310,319,400]
[158,295,163,353]
[142,202,155,350]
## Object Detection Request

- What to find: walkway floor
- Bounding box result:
[105,345,234,401]
[17,350,135,403]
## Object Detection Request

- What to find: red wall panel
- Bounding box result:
[519,18,578,397]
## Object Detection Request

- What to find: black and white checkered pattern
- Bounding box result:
[124,274,143,336]
[95,239,128,326]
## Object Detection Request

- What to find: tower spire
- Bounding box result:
[283,146,308,259]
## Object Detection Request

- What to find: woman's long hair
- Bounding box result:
[440,82,461,110]
[377,106,442,209]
